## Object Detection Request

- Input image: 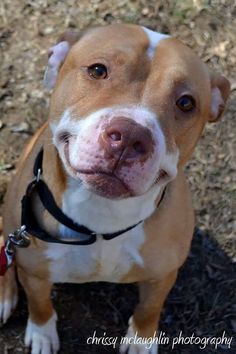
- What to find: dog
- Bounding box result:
[0,24,230,354]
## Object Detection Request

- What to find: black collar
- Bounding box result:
[21,148,166,245]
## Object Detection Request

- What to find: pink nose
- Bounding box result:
[100,117,154,162]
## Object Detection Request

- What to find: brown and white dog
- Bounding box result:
[0,24,230,354]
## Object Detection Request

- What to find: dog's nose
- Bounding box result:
[101,117,153,162]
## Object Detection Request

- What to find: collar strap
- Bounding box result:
[21,148,162,245]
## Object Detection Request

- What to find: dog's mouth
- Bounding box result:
[73,168,169,199]
[62,145,128,198]
[62,143,171,199]
[77,170,132,199]
[154,169,169,184]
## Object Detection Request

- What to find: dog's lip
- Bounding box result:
[63,145,169,194]
[76,169,134,198]
[77,169,132,192]
[63,144,131,194]
[154,169,169,184]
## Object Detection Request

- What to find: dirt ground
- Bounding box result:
[0,0,235,353]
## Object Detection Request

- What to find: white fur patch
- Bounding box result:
[46,223,145,283]
[62,178,163,234]
[142,27,169,59]
[25,312,59,354]
[120,317,158,354]
[160,149,179,184]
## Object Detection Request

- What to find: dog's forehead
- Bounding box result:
[71,24,170,60]
[55,23,210,117]
[69,24,205,74]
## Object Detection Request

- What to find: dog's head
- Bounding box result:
[45,24,230,199]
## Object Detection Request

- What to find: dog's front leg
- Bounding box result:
[120,270,178,354]
[0,235,18,324]
[0,266,18,325]
[18,268,59,354]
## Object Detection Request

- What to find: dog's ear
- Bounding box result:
[209,73,231,122]
[44,31,81,90]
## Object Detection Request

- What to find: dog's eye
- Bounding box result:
[87,64,108,79]
[176,95,195,112]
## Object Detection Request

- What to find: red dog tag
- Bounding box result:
[0,246,7,276]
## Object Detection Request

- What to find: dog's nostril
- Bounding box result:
[133,141,146,154]
[108,131,122,142]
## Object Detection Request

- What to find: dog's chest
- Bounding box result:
[45,225,145,283]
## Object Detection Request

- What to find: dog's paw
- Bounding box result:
[0,266,18,325]
[120,317,158,354]
[25,312,60,354]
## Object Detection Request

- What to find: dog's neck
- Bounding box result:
[61,177,164,234]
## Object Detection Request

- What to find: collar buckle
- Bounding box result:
[8,225,31,248]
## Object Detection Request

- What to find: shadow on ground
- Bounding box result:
[0,229,235,354]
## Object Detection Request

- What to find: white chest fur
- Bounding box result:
[45,224,145,283]
[45,180,161,284]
